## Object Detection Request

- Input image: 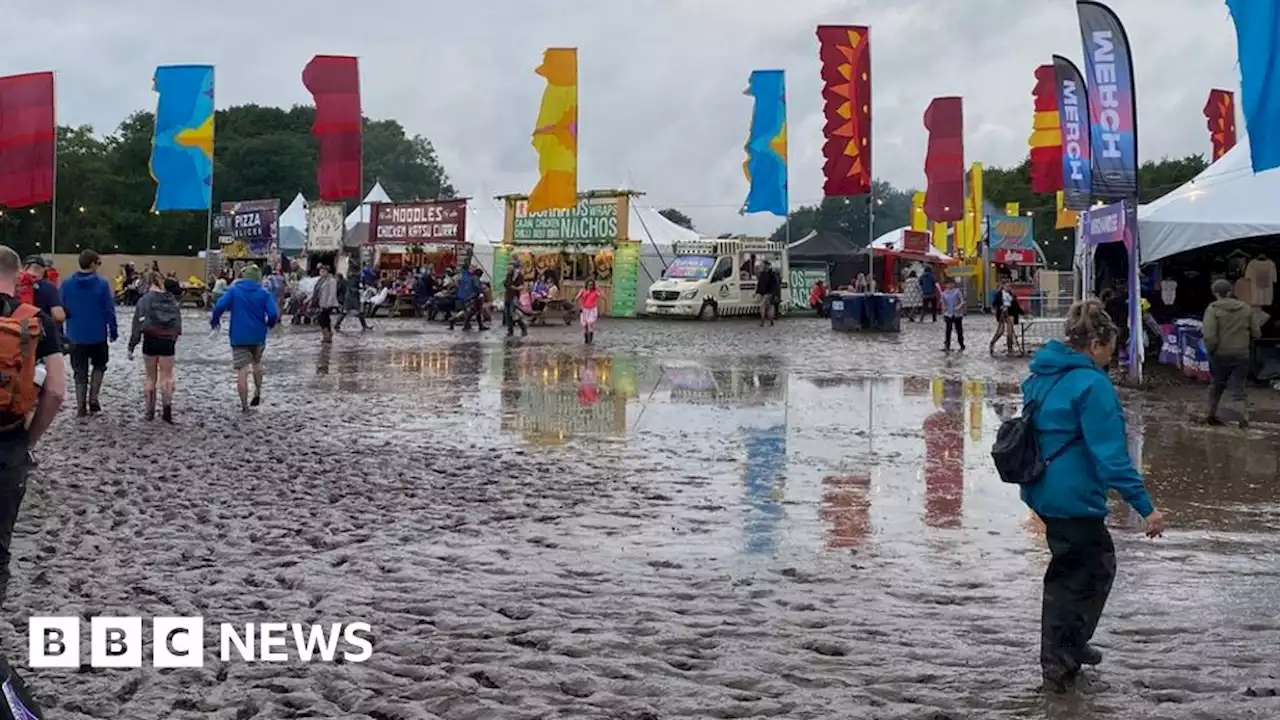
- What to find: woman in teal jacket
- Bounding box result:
[1020,298,1164,692]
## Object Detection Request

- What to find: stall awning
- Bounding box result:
[869,226,958,264]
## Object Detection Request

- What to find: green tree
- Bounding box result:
[658,208,695,230]
[0,104,457,257]
[770,180,913,245]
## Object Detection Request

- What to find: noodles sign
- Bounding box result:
[370,200,468,244]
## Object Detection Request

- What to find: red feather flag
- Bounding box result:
[923,97,964,223]
[303,56,362,201]
[1028,64,1063,193]
[1204,89,1237,161]
[817,25,871,196]
[0,72,55,209]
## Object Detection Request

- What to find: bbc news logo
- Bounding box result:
[28,617,373,668]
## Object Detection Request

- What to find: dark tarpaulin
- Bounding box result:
[790,231,866,288]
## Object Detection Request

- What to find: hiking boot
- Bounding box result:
[1206,416,1224,426]
[145,402,155,422]
[89,370,104,413]
[250,395,261,408]
[1077,644,1103,666]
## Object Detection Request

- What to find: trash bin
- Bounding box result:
[829,294,866,332]
[863,293,902,332]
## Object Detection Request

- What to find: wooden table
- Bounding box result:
[179,286,206,308]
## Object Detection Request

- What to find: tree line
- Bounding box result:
[0,105,457,257]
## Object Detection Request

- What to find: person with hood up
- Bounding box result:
[1019,298,1164,693]
[211,265,279,412]
[1203,278,1262,428]
[60,249,118,416]
[311,264,340,343]
[127,272,183,422]
[450,267,486,331]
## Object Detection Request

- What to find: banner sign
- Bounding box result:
[989,214,1034,250]
[512,196,619,244]
[306,202,345,253]
[789,263,829,309]
[1053,55,1093,210]
[610,241,640,317]
[1077,1,1138,199]
[1084,199,1133,248]
[994,248,1036,265]
[902,229,930,254]
[370,200,468,244]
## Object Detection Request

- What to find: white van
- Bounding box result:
[645,239,790,319]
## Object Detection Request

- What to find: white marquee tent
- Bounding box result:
[870,226,956,263]
[1138,136,1280,264]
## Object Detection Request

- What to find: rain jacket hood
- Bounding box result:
[210,279,279,347]
[1019,340,1154,520]
[60,270,118,344]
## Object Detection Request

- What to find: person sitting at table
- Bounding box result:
[364,282,391,318]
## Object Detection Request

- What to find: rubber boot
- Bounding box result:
[162,404,173,424]
[75,383,88,418]
[144,391,156,422]
[88,370,104,414]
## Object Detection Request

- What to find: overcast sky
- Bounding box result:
[9,0,1241,235]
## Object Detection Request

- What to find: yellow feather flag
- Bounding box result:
[955,216,970,259]
[1055,190,1079,229]
[528,48,579,213]
[1005,202,1020,217]
[911,191,928,231]
[932,221,948,253]
[963,163,983,257]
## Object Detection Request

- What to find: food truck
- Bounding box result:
[644,238,791,319]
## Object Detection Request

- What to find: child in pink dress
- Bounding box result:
[576,280,601,344]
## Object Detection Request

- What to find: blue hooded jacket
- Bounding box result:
[1020,340,1154,519]
[210,279,279,347]
[60,271,118,344]
[456,271,479,301]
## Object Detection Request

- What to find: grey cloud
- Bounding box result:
[9,0,1243,236]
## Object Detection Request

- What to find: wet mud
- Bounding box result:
[3,313,1278,719]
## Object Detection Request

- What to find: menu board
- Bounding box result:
[610,241,640,317]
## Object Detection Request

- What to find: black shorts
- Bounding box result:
[141,336,176,357]
[318,308,334,330]
[69,342,109,373]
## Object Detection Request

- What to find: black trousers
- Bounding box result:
[0,441,31,606]
[1040,517,1116,681]
[922,296,939,321]
[69,342,109,386]
[1208,354,1249,419]
[944,316,965,350]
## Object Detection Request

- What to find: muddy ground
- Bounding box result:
[2,312,1278,719]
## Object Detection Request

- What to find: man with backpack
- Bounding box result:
[60,250,118,416]
[0,246,65,607]
[211,265,279,412]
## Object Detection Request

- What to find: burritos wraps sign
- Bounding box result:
[512,196,620,244]
[370,200,468,243]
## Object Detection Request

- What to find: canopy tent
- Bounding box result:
[1138,136,1280,264]
[278,193,306,257]
[787,230,860,262]
[870,226,957,264]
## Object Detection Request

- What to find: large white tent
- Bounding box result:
[870,226,955,263]
[1138,136,1280,264]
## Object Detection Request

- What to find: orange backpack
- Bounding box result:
[0,303,41,423]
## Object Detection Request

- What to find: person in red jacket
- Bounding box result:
[809,280,828,317]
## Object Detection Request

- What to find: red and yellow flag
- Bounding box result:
[1029,64,1062,194]
[1204,89,1237,161]
[817,26,872,196]
[528,48,578,213]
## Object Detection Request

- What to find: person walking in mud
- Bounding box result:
[334,266,370,332]
[211,265,280,412]
[0,245,65,605]
[754,260,780,327]
[940,278,966,352]
[127,272,182,422]
[919,265,940,322]
[1020,298,1164,693]
[576,279,601,344]
[60,249,118,416]
[450,267,487,332]
[988,280,1023,355]
[312,264,340,343]
[1203,278,1261,428]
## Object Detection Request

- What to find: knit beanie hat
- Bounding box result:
[241,265,262,282]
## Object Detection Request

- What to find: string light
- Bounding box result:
[78,206,85,213]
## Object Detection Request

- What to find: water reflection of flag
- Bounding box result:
[743,425,786,555]
[820,475,871,549]
[924,379,965,529]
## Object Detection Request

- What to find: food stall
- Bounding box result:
[985,213,1046,310]
[367,199,472,280]
[215,198,278,278]
[491,190,643,318]
[835,228,957,332]
[304,200,347,275]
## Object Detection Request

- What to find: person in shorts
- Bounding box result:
[59,249,118,416]
[211,265,279,411]
[127,273,183,422]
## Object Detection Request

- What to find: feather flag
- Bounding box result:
[961,163,983,257]
[911,191,927,232]
[923,97,964,222]
[1056,190,1079,229]
[931,222,948,254]
[742,70,788,216]
[1029,65,1063,193]
[1204,89,1237,161]
[1078,1,1138,198]
[1054,55,1092,211]
[528,48,578,213]
[0,72,55,209]
[303,55,362,201]
[817,25,871,196]
[150,65,214,212]
[1226,1,1280,171]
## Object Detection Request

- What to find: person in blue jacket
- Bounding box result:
[210,265,279,412]
[59,250,118,416]
[449,267,487,332]
[1020,297,1164,693]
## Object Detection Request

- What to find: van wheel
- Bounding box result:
[699,302,717,321]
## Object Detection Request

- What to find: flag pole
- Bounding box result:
[50,72,58,260]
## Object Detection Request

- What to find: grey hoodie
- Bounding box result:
[129,289,183,352]
[1203,297,1260,359]
[313,275,339,310]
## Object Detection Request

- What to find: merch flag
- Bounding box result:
[742,70,788,216]
[817,25,871,196]
[1077,1,1138,199]
[1226,1,1280,172]
[1028,64,1063,193]
[528,48,578,213]
[0,72,55,209]
[923,97,963,223]
[151,65,215,212]
[1053,55,1092,210]
[303,55,362,202]
[1204,89,1237,161]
